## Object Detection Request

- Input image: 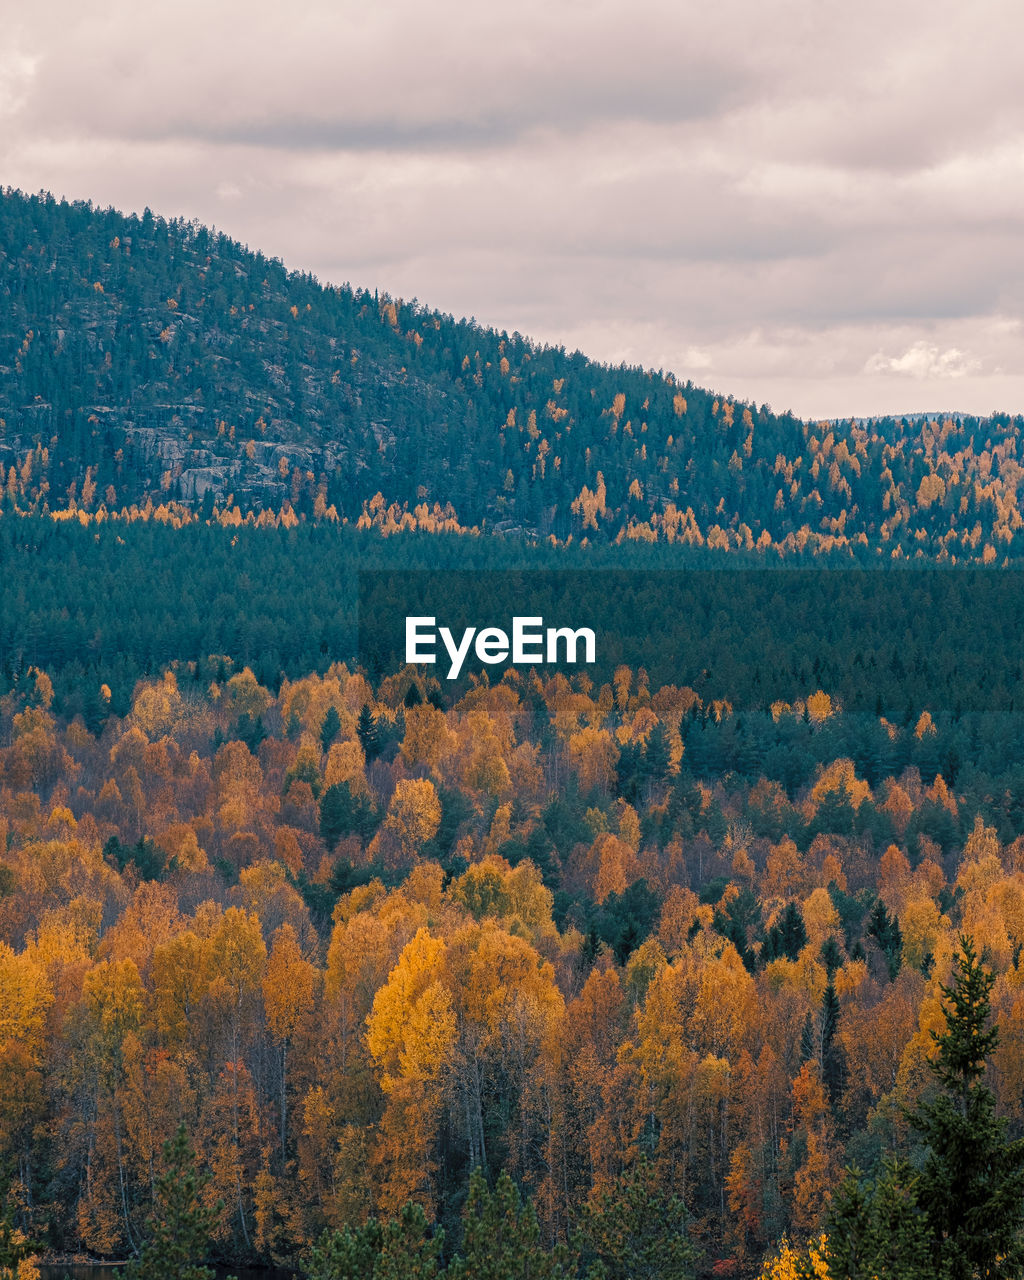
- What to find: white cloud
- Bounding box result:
[0,47,37,118]
[865,343,982,379]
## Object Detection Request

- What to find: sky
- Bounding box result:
[2,1,1023,421]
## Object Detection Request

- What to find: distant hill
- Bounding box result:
[1,187,1023,558]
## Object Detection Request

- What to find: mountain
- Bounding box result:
[1,186,1023,558]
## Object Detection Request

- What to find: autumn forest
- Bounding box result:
[2,190,1024,1279]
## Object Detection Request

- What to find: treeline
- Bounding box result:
[3,660,1024,1274]
[6,516,1024,728]
[4,187,1024,558]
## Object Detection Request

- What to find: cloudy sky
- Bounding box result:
[2,1,1023,419]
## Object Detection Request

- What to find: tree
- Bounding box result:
[320,705,342,753]
[307,1219,383,1280]
[822,1160,933,1280]
[358,704,383,763]
[816,981,844,1108]
[762,902,807,963]
[577,1158,699,1280]
[375,1203,443,1280]
[0,1201,40,1280]
[867,900,902,981]
[450,1167,571,1280]
[321,780,377,849]
[263,923,317,1161]
[307,1205,441,1280]
[909,935,1024,1279]
[127,1124,223,1280]
[366,928,456,1210]
[822,935,1024,1280]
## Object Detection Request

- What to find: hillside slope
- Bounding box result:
[1,187,1023,557]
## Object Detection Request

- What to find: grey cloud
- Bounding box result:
[2,0,1024,419]
[12,2,760,150]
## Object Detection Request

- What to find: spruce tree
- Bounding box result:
[867,901,903,981]
[824,1160,933,1280]
[910,935,1024,1279]
[820,980,845,1107]
[358,703,383,763]
[820,936,843,977]
[320,704,341,753]
[643,723,671,791]
[823,935,1024,1280]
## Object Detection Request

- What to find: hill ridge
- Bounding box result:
[1,187,1023,559]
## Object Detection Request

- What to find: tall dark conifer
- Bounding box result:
[911,936,1024,1280]
[822,936,1024,1280]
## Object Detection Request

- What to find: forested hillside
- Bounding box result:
[6,187,1024,1279]
[3,187,1024,560]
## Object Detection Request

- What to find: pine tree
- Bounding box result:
[307,1205,441,1280]
[449,1167,570,1279]
[375,1203,443,1280]
[577,1158,699,1280]
[127,1124,222,1280]
[308,1220,384,1280]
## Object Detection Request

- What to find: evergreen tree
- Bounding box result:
[234,710,266,752]
[820,980,845,1107]
[307,1220,384,1280]
[375,1203,443,1280]
[307,1205,440,1280]
[823,936,1024,1280]
[763,901,808,963]
[0,1202,39,1280]
[910,935,1024,1279]
[867,900,902,981]
[822,1160,933,1280]
[449,1167,571,1279]
[820,936,843,978]
[576,1158,699,1280]
[321,780,378,849]
[644,723,671,791]
[320,704,342,753]
[358,703,383,763]
[127,1124,222,1280]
